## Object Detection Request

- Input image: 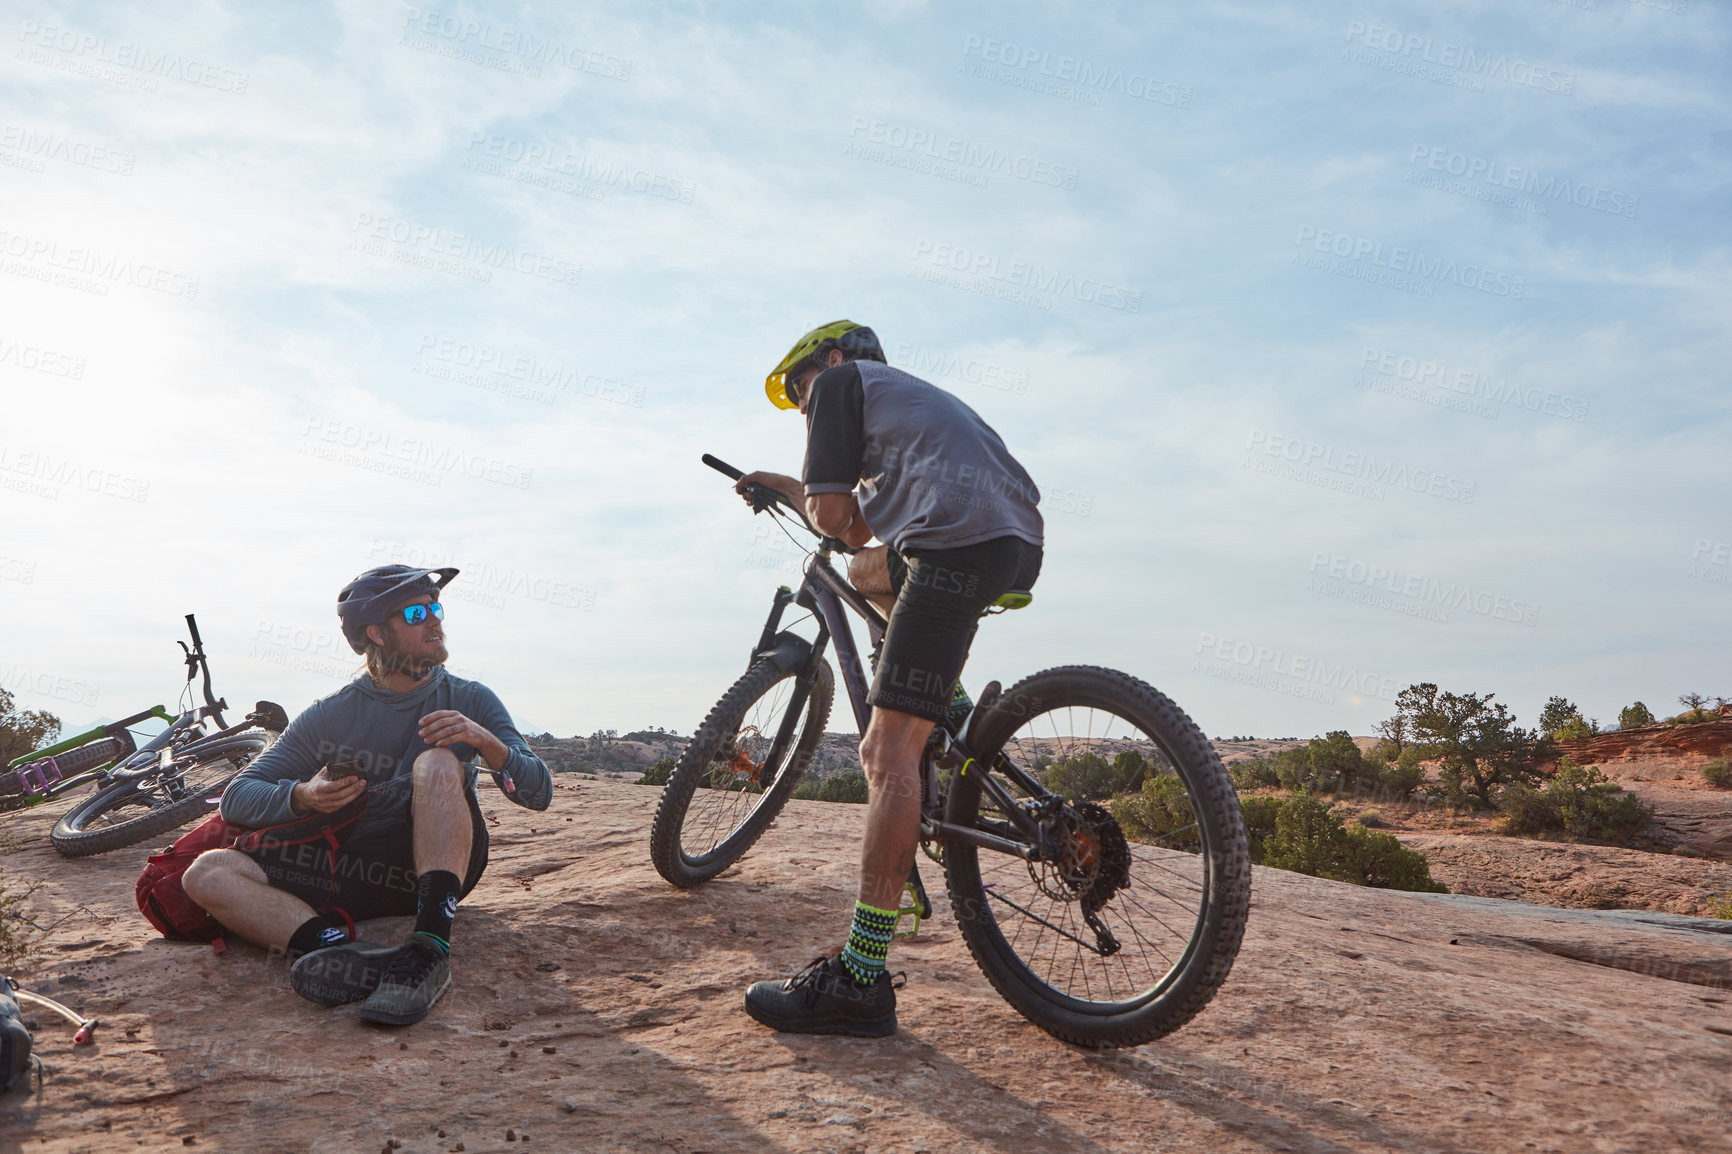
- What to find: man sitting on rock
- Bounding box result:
[183,564,552,1026]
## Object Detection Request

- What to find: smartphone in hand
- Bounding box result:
[325,759,368,782]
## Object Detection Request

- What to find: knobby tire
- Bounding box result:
[942,665,1250,1048]
[650,658,833,887]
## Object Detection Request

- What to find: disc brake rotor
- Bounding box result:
[723,726,767,785]
[1028,800,1132,955]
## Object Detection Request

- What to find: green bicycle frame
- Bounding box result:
[6,705,174,769]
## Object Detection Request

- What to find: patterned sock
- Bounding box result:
[413,869,461,953]
[841,901,898,984]
[287,916,349,958]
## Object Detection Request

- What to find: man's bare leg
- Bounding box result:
[848,546,897,617]
[182,850,318,953]
[412,748,472,879]
[857,707,934,912]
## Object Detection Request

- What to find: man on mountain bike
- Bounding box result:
[182,565,552,1026]
[736,320,1043,1037]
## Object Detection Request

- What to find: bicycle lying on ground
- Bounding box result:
[649,455,1251,1048]
[1,615,287,858]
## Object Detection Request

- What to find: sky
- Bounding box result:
[0,0,1726,742]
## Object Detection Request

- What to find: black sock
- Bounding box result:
[287,916,349,958]
[414,870,461,951]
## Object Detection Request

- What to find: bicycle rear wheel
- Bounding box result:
[650,657,833,887]
[0,735,131,813]
[50,732,271,857]
[943,665,1250,1048]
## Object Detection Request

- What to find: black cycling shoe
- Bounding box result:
[744,954,901,1038]
[357,932,452,1027]
[290,939,398,1007]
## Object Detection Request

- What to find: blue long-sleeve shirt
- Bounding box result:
[222,667,551,830]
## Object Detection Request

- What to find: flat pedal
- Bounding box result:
[893,863,933,939]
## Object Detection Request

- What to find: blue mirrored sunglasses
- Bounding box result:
[399,602,443,626]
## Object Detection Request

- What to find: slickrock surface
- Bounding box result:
[2,780,1730,1153]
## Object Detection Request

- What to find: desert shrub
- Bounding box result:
[1708,892,1732,920]
[1236,794,1284,862]
[1495,758,1652,845]
[794,771,869,804]
[0,687,60,768]
[1553,716,1598,741]
[1702,759,1732,790]
[1550,763,1651,842]
[1618,702,1656,730]
[1043,749,1150,800]
[1492,782,1557,836]
[1377,749,1426,801]
[0,873,41,967]
[1355,808,1386,828]
[1230,755,1281,791]
[1258,792,1445,892]
[635,756,676,786]
[1111,774,1203,852]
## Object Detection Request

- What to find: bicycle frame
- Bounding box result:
[753,543,1061,864]
[4,614,234,803]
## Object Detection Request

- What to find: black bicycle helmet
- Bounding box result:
[336,564,458,654]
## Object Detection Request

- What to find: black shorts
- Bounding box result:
[234,785,489,927]
[870,535,1043,724]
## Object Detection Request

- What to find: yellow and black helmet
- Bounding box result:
[764,320,884,410]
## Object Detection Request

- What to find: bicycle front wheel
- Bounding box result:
[50,732,271,857]
[943,665,1250,1048]
[650,657,833,887]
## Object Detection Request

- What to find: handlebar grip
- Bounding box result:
[184,613,204,650]
[702,453,744,481]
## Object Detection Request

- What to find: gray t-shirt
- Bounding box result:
[802,361,1043,552]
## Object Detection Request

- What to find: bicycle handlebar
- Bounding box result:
[703,453,857,554]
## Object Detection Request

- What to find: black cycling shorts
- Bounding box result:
[235,785,489,928]
[870,535,1043,724]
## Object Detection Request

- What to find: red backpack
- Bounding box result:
[135,814,248,943]
[136,797,370,944]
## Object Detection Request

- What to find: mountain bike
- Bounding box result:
[1,615,288,857]
[649,455,1251,1047]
